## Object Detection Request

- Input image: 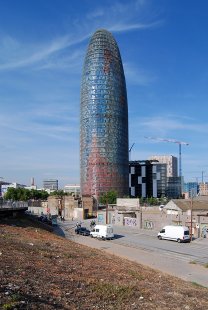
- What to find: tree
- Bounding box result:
[4,187,49,201]
[49,190,66,197]
[99,190,117,204]
[4,187,18,201]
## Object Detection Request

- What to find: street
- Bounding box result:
[55,220,208,287]
[112,225,208,265]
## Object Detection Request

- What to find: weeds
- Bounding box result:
[2,303,15,310]
[189,260,197,265]
[128,270,144,281]
[94,282,134,302]
[191,282,205,288]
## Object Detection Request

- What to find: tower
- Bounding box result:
[80,29,129,198]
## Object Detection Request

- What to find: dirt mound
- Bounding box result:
[0,217,208,309]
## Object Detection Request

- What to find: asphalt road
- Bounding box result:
[55,220,208,288]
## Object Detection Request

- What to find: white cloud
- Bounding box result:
[109,21,162,32]
[0,1,162,72]
[0,33,89,71]
[131,115,208,136]
[124,62,156,85]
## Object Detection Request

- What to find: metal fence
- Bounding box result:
[0,200,28,209]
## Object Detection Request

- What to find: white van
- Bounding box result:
[90,225,114,240]
[158,225,190,243]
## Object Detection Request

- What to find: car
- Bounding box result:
[90,224,114,240]
[75,227,90,236]
[158,225,190,243]
[38,215,52,226]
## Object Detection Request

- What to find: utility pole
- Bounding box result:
[190,189,195,242]
[190,196,193,241]
[106,198,108,224]
[140,205,142,229]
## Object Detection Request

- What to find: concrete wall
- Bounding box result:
[117,198,140,208]
[63,196,80,219]
[97,209,139,227]
[97,205,208,238]
[140,206,208,237]
[28,196,82,220]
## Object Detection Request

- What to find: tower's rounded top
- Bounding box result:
[93,28,111,34]
[91,29,114,39]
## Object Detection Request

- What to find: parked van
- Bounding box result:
[158,225,190,243]
[90,225,114,240]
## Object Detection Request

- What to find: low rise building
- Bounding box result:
[199,182,208,196]
[96,197,208,239]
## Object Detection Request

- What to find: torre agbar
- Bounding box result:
[80,29,129,198]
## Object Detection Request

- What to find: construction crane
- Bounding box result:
[129,143,135,161]
[144,137,189,178]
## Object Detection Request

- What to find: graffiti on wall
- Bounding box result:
[98,214,104,224]
[201,224,208,238]
[124,217,137,227]
[144,220,153,230]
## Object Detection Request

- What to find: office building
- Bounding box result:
[64,184,80,196]
[183,182,199,198]
[166,177,182,198]
[149,155,178,177]
[80,29,129,198]
[129,161,167,198]
[43,179,58,191]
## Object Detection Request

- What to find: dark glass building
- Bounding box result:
[80,29,129,198]
[129,161,167,198]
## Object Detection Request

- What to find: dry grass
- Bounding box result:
[0,217,208,309]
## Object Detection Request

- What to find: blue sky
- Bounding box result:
[0,0,208,188]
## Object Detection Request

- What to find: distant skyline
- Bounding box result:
[1,0,208,188]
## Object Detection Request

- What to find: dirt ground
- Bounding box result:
[0,217,208,310]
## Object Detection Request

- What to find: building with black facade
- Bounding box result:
[129,160,167,198]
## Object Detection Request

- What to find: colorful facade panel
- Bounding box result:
[80,29,129,198]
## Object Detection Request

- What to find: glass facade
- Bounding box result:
[80,29,129,198]
[129,161,167,198]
